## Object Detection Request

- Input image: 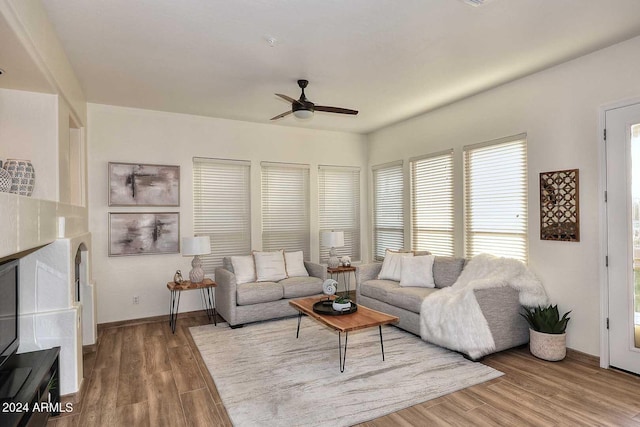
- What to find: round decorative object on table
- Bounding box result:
[3,159,35,196]
[312,300,358,316]
[0,167,11,192]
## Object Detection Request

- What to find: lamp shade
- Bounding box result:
[182,236,211,256]
[321,231,344,248]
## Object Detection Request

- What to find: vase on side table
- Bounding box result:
[3,159,35,196]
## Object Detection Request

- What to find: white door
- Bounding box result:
[606,102,640,373]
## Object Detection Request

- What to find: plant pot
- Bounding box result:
[529,329,566,361]
[332,301,351,312]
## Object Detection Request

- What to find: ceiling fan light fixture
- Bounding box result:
[293,109,313,119]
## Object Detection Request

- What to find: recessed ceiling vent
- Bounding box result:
[461,0,493,6]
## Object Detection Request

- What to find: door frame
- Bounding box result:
[599,96,640,369]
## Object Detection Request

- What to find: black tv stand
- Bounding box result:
[0,367,32,399]
[0,347,60,427]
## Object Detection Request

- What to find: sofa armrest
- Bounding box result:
[214,267,238,325]
[304,261,327,281]
[355,263,382,287]
[474,286,529,353]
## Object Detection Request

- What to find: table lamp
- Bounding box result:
[321,231,344,269]
[182,236,211,283]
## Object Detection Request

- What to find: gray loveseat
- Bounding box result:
[215,258,326,328]
[355,256,529,360]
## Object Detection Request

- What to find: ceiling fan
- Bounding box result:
[271,80,358,120]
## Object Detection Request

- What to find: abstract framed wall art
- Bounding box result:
[540,169,580,242]
[109,212,180,256]
[109,162,180,206]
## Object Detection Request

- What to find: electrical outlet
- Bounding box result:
[133,296,140,305]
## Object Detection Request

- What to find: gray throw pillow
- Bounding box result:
[433,256,466,288]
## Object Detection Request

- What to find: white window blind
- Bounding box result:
[261,162,310,258]
[410,150,454,256]
[373,161,404,261]
[318,166,361,263]
[193,157,251,275]
[464,134,528,262]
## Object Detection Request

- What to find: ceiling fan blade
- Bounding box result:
[314,105,359,115]
[270,110,293,120]
[276,93,302,105]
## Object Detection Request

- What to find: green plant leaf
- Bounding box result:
[520,305,570,334]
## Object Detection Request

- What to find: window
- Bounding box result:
[372,161,404,261]
[261,162,310,258]
[193,157,251,274]
[410,150,454,256]
[464,134,528,262]
[318,166,361,262]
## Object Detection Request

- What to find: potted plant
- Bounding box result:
[332,295,352,312]
[521,304,571,361]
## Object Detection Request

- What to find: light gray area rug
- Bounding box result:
[190,317,502,427]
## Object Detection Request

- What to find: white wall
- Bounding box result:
[367,35,640,356]
[0,88,57,200]
[1,0,87,125]
[88,104,368,323]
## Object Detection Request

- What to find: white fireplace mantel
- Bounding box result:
[0,192,88,259]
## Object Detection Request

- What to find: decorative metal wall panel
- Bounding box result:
[540,169,579,242]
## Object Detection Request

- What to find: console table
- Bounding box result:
[167,279,217,333]
[0,347,60,427]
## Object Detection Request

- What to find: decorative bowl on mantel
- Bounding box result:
[3,159,35,196]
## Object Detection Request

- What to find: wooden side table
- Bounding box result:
[167,278,217,333]
[327,266,357,295]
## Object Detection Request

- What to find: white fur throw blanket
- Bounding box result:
[419,253,548,360]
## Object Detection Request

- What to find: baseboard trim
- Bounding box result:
[97,309,210,332]
[566,348,599,367]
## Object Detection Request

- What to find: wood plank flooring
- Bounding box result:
[47,313,640,426]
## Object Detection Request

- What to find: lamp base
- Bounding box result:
[189,255,205,283]
[328,247,340,269]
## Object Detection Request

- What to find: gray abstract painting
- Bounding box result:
[109,212,180,256]
[109,162,180,206]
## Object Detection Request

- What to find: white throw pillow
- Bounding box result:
[378,249,414,282]
[284,251,309,277]
[399,255,436,288]
[253,250,288,282]
[230,255,257,285]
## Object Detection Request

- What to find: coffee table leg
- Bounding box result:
[379,325,385,361]
[339,331,349,373]
[296,311,302,338]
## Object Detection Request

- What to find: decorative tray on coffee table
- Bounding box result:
[312,300,358,316]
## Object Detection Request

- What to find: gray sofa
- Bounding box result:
[215,258,326,328]
[355,256,529,360]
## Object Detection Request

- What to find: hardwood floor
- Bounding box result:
[47,313,640,426]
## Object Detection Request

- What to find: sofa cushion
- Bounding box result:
[280,276,323,298]
[378,249,414,281]
[222,257,234,273]
[231,255,256,285]
[236,282,283,305]
[386,287,439,313]
[360,279,401,301]
[399,255,435,288]
[254,250,288,282]
[433,256,466,288]
[284,251,309,278]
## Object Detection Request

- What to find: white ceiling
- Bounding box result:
[16,0,640,134]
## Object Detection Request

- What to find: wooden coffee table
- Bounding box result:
[289,296,399,372]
